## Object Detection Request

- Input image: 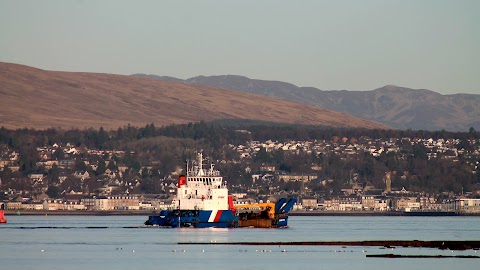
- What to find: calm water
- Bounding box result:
[1,215,479,270]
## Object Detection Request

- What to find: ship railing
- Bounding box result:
[187,170,221,177]
[236,207,263,213]
[206,170,221,176]
[184,194,213,200]
[159,205,177,211]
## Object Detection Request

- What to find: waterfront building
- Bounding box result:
[443,198,480,213]
[93,196,139,210]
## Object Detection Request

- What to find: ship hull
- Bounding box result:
[145,209,238,228]
[238,213,289,228]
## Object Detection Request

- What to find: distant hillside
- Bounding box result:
[133,74,480,131]
[0,62,388,130]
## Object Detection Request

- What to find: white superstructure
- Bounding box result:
[175,153,229,211]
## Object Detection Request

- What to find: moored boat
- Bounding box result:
[0,203,7,223]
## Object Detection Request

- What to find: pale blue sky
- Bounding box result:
[1,0,479,94]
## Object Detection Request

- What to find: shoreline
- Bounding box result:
[289,210,480,216]
[4,210,480,216]
[4,210,156,216]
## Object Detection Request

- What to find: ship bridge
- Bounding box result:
[186,152,224,188]
[176,153,229,210]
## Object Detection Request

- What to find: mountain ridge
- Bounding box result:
[0,62,388,130]
[132,73,480,131]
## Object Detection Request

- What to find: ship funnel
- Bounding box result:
[228,195,236,215]
[178,175,186,188]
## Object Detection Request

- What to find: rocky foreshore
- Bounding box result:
[180,240,480,251]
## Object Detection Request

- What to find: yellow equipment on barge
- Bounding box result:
[234,198,296,228]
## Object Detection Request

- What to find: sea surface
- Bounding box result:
[1,215,479,270]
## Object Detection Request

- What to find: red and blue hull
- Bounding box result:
[145,209,238,228]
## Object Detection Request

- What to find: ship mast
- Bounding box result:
[197,152,204,176]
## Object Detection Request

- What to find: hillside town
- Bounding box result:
[1,133,480,214]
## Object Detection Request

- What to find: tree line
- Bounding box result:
[0,123,479,196]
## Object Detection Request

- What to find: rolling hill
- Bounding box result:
[0,62,388,130]
[133,74,480,131]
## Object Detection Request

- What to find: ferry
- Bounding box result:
[145,153,238,228]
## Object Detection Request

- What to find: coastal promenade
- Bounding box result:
[4,210,155,216]
[5,209,479,216]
